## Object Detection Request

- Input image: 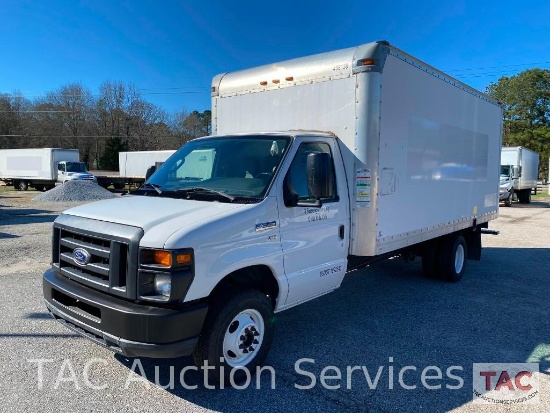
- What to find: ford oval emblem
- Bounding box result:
[73,248,91,266]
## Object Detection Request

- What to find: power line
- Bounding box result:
[0,110,73,113]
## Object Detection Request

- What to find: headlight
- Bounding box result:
[154,274,171,297]
[138,248,194,302]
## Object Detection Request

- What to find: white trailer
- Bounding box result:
[95,150,176,189]
[0,148,95,191]
[119,150,176,178]
[43,41,502,382]
[499,146,539,204]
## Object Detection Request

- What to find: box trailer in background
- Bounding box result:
[0,148,96,191]
[119,150,176,178]
[44,41,502,381]
[500,146,539,204]
[94,150,176,189]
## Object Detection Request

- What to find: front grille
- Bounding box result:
[53,214,143,299]
[81,176,95,181]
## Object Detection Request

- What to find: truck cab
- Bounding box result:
[57,161,97,184]
[43,132,351,380]
[499,164,519,207]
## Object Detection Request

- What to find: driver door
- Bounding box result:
[277,138,349,308]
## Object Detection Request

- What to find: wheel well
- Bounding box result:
[209,265,280,308]
[418,227,482,261]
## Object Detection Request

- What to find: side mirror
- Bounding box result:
[295,152,331,207]
[145,164,157,181]
[306,152,330,199]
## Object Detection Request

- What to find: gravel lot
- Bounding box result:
[1,189,549,412]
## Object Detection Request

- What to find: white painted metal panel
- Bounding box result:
[370,53,502,254]
[520,148,540,189]
[119,150,176,178]
[501,146,539,190]
[215,77,357,142]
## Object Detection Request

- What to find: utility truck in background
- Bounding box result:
[94,150,176,189]
[0,148,96,191]
[499,146,539,205]
[43,41,503,382]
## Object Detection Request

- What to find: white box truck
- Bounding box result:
[499,146,539,205]
[94,150,176,189]
[43,41,502,382]
[0,148,96,191]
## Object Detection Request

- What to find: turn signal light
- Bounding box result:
[154,251,172,266]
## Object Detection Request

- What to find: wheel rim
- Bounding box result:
[222,309,264,367]
[454,244,465,274]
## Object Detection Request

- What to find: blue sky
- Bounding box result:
[1,0,550,114]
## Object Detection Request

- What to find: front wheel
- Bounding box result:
[193,289,274,384]
[504,191,512,207]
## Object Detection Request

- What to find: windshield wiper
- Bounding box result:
[140,183,163,194]
[172,187,235,202]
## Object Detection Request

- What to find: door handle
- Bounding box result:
[339,225,345,239]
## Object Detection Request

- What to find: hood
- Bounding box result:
[68,172,88,176]
[61,195,246,235]
[500,175,510,185]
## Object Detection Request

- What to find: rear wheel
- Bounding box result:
[437,234,467,283]
[525,190,532,204]
[17,180,28,191]
[193,289,274,384]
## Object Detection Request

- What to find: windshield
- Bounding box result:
[66,162,87,173]
[500,165,511,176]
[142,135,291,202]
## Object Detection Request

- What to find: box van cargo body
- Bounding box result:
[43,41,502,381]
[499,146,539,205]
[0,148,96,191]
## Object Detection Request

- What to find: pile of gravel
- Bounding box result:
[33,181,117,202]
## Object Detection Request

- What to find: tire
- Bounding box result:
[517,189,529,204]
[437,234,467,283]
[18,180,28,191]
[504,192,512,207]
[193,289,275,384]
[421,240,439,278]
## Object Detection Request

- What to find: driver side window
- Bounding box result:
[284,142,337,205]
